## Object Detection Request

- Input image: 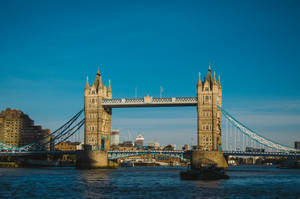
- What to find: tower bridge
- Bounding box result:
[78,65,227,168]
[0,65,299,169]
[84,66,223,154]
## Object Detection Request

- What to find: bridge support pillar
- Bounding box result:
[191,151,228,169]
[76,151,117,169]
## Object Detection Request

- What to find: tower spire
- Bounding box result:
[208,64,211,71]
[97,66,100,76]
[108,79,112,98]
[85,76,89,88]
[197,72,202,85]
[108,79,112,91]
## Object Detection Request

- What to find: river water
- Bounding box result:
[0,166,299,199]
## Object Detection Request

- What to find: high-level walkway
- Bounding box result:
[102,97,197,108]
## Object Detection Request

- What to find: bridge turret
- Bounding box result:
[197,72,202,86]
[85,76,89,88]
[103,85,107,97]
[84,68,112,151]
[197,72,202,100]
[85,76,90,96]
[213,71,216,81]
[197,65,222,152]
[108,80,112,98]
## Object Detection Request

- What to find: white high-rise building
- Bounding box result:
[111,129,120,146]
[135,134,144,147]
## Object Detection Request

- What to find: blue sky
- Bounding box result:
[0,0,299,148]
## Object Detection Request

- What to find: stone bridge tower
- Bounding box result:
[192,65,227,169]
[84,69,112,151]
[197,65,222,151]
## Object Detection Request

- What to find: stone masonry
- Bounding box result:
[197,65,222,151]
[84,69,112,151]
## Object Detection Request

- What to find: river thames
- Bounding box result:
[0,166,299,199]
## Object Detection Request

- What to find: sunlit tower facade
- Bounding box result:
[197,65,222,151]
[84,69,112,151]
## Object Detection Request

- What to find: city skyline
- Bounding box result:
[0,1,299,148]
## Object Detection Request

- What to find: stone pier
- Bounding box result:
[76,151,117,169]
[191,151,228,169]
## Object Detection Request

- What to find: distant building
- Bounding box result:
[111,129,120,146]
[163,145,176,151]
[55,141,82,151]
[182,144,189,151]
[295,141,300,149]
[117,145,136,151]
[148,141,160,150]
[0,108,50,150]
[76,142,84,150]
[118,140,136,151]
[135,134,144,147]
[121,140,135,147]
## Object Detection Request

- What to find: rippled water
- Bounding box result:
[0,166,299,198]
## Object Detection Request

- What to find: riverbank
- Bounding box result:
[0,159,75,168]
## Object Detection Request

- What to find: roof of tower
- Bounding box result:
[93,68,103,92]
[204,65,214,88]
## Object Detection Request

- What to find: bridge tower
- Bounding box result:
[197,65,222,151]
[84,68,112,151]
[193,65,227,169]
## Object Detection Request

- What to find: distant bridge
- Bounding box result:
[0,150,299,158]
[107,150,188,160]
[107,150,300,159]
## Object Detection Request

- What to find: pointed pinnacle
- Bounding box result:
[97,66,100,75]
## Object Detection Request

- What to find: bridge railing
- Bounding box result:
[175,97,198,102]
[102,97,198,106]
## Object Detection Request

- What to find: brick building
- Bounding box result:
[0,108,50,149]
